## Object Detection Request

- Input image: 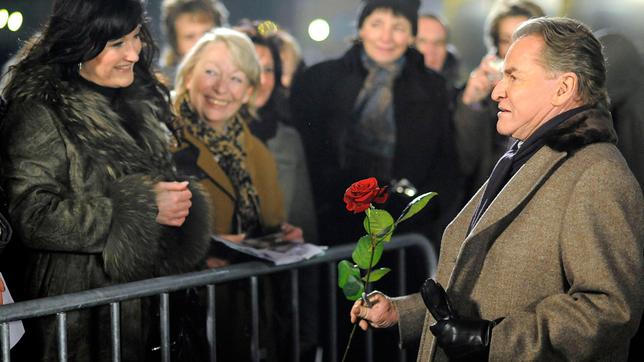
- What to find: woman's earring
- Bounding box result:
[78,62,82,72]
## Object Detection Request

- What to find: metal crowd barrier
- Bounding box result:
[0,234,437,362]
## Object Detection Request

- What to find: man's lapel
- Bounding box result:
[469,147,567,238]
[447,147,568,290]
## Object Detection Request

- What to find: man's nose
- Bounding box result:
[491,78,505,102]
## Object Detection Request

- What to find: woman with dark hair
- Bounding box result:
[0,0,211,360]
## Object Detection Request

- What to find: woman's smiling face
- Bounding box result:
[359,8,413,66]
[185,41,253,130]
[79,25,142,88]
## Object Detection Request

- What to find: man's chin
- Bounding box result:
[496,120,515,138]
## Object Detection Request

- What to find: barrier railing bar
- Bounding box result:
[0,238,435,324]
[398,249,407,362]
[328,262,338,362]
[1,323,9,362]
[250,276,259,362]
[365,263,374,362]
[290,269,300,362]
[207,284,216,362]
[110,302,120,362]
[57,312,67,362]
[1,236,437,362]
[160,293,170,362]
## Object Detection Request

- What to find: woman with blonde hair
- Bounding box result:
[172,28,302,248]
[171,27,302,361]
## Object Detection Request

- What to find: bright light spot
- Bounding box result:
[0,9,9,29]
[308,18,330,42]
[8,11,23,32]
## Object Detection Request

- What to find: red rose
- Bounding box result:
[343,177,389,213]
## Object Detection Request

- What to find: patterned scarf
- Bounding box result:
[179,100,261,234]
[345,51,404,181]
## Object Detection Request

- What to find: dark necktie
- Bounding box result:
[468,140,520,234]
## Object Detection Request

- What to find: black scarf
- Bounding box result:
[468,106,591,233]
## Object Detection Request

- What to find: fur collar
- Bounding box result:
[4,64,172,178]
[544,107,617,153]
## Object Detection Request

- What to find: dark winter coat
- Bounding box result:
[599,31,644,192]
[290,44,463,246]
[0,65,211,361]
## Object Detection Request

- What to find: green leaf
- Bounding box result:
[363,208,394,241]
[337,260,360,288]
[342,274,364,301]
[352,235,384,269]
[362,267,391,282]
[396,192,437,224]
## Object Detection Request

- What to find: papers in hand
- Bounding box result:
[211,235,326,265]
[0,272,25,349]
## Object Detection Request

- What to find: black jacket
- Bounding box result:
[291,44,463,245]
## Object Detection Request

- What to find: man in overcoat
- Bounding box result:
[350,17,643,361]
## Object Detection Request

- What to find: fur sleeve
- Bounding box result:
[102,174,163,282]
[157,181,211,275]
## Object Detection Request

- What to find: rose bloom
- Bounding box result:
[343,177,389,213]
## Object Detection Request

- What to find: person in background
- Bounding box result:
[351,17,643,361]
[237,20,318,246]
[455,0,544,200]
[0,0,211,360]
[237,20,321,361]
[415,13,463,90]
[596,30,644,361]
[159,0,228,86]
[291,0,462,249]
[171,27,303,361]
[272,29,306,92]
[595,30,644,192]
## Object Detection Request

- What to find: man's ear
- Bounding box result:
[552,72,578,106]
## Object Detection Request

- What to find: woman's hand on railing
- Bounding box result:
[154,181,192,227]
[350,291,399,331]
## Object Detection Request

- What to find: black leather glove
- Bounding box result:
[420,278,496,361]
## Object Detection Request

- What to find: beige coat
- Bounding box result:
[395,108,643,361]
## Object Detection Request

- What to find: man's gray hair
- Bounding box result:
[514,17,608,108]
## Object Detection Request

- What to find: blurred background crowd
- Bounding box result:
[2,0,644,73]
